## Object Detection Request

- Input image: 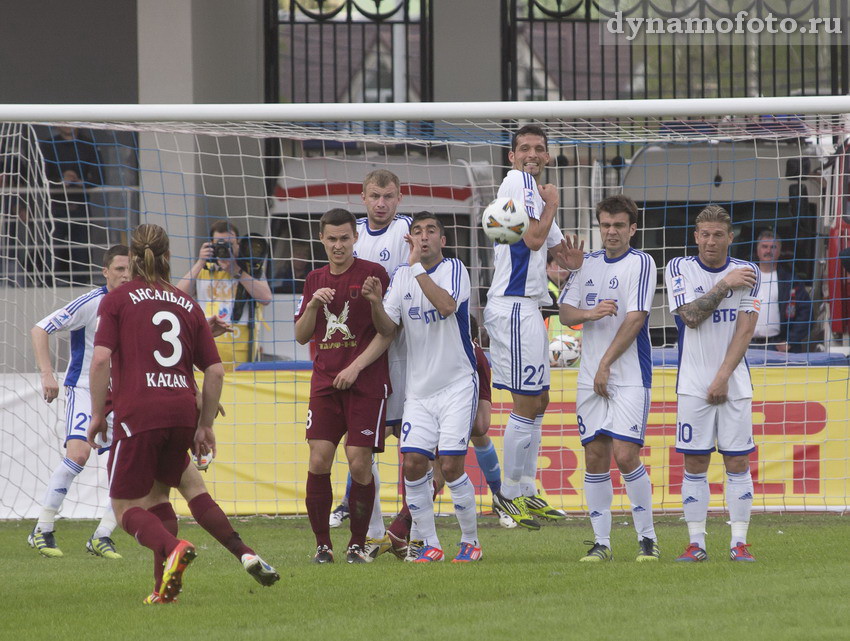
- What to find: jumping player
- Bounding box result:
[558,195,660,562]
[665,205,761,562]
[295,208,394,564]
[28,245,130,559]
[484,124,583,528]
[87,224,278,603]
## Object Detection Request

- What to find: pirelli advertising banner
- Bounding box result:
[178,366,850,515]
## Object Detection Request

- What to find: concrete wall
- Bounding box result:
[432,0,501,102]
[136,0,267,276]
[0,0,138,104]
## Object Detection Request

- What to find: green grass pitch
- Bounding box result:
[2,513,848,641]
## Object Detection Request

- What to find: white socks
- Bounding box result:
[92,503,118,540]
[623,463,656,541]
[682,472,709,549]
[519,414,544,496]
[446,473,478,546]
[405,470,438,549]
[726,469,753,548]
[366,459,385,539]
[501,413,537,500]
[584,472,613,547]
[37,457,84,532]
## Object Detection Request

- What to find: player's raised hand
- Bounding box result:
[405,233,423,266]
[539,183,560,208]
[588,299,618,320]
[40,371,59,403]
[723,267,757,290]
[309,287,335,308]
[362,276,383,303]
[552,235,585,272]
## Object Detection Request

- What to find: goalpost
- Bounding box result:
[1,97,849,520]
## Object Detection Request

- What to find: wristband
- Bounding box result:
[410,263,426,277]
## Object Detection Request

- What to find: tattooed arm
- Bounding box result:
[675,267,757,329]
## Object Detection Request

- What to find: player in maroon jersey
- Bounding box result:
[87,223,279,604]
[295,208,394,564]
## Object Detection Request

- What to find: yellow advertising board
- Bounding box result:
[174,366,849,515]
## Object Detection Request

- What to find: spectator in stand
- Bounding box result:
[39,127,103,285]
[750,230,813,353]
[273,240,313,294]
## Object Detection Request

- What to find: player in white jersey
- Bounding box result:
[664,205,761,563]
[327,169,411,556]
[558,196,659,562]
[28,245,130,559]
[484,124,584,528]
[364,212,481,562]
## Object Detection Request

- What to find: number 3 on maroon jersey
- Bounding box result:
[152,310,182,367]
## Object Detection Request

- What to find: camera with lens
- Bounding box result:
[212,238,233,260]
[237,235,269,279]
[205,238,235,272]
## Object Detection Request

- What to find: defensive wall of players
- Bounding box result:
[3,360,847,520]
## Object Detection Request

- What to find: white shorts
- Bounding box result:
[386,357,406,425]
[576,386,650,446]
[65,386,114,452]
[484,297,549,395]
[399,374,478,459]
[676,394,755,456]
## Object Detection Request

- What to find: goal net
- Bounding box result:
[1,97,849,520]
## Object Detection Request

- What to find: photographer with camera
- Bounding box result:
[176,220,272,369]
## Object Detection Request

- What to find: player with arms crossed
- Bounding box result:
[558,195,660,562]
[28,244,129,559]
[329,170,410,557]
[665,205,761,562]
[295,208,394,564]
[365,212,481,562]
[88,224,278,603]
[485,124,583,528]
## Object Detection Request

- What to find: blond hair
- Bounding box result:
[130,223,172,287]
[695,204,733,232]
[362,169,400,192]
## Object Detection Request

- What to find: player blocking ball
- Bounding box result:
[482,196,530,245]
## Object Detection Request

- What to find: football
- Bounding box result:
[481,196,529,245]
[193,451,214,471]
[549,334,581,367]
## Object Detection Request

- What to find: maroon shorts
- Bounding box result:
[108,427,193,499]
[307,391,387,452]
